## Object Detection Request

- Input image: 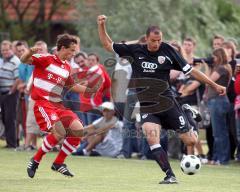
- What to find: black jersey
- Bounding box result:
[113,42,192,78]
[113,42,193,113]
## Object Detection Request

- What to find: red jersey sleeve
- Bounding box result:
[32,54,51,68]
[65,75,75,88]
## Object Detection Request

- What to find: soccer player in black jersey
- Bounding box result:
[97,15,226,184]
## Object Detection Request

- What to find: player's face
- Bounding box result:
[63,43,77,61]
[146,32,162,52]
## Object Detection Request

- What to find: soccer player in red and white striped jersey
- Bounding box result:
[21,34,100,178]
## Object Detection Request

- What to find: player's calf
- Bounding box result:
[179,131,198,147]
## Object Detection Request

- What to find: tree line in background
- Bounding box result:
[1,0,240,57]
[77,0,240,56]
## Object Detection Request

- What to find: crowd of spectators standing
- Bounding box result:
[0,33,240,165]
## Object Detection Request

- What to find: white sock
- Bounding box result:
[150,144,161,151]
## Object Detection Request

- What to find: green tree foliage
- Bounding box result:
[0,0,74,44]
[76,0,240,56]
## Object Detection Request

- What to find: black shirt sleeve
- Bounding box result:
[166,43,193,74]
[112,43,134,58]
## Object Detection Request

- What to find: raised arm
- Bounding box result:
[20,47,41,64]
[97,15,114,52]
[190,68,226,96]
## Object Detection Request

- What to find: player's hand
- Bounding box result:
[97,15,107,25]
[214,84,226,96]
[29,46,41,54]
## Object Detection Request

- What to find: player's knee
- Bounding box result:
[66,120,84,137]
[51,122,66,140]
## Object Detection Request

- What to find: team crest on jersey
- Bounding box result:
[158,56,166,64]
[50,114,57,121]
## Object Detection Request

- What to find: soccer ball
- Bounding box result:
[180,155,201,175]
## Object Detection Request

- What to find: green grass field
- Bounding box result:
[0,144,240,192]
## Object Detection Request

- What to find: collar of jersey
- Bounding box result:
[53,54,68,65]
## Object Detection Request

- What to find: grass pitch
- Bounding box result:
[0,144,240,192]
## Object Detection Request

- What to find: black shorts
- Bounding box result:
[141,98,191,133]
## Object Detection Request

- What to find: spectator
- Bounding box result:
[111,55,132,120]
[17,41,48,151]
[207,47,232,165]
[222,41,238,160]
[212,35,225,50]
[79,53,111,125]
[0,40,21,148]
[73,102,122,157]
[234,62,240,161]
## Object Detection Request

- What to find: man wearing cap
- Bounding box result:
[73,102,123,157]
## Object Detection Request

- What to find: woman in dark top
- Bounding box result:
[207,47,232,165]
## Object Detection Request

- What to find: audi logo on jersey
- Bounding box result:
[141,62,158,70]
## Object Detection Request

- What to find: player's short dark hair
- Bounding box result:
[146,26,161,37]
[56,34,78,51]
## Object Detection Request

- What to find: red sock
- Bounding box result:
[34,133,58,163]
[54,137,80,164]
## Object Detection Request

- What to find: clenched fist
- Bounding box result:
[97,15,107,25]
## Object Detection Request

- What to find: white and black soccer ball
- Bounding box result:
[180,155,201,175]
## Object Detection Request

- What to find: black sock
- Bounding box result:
[151,147,175,177]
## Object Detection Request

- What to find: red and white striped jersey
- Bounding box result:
[31,54,74,103]
[79,64,111,112]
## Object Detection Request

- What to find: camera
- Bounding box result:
[193,57,214,65]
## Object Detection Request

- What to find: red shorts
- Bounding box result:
[34,100,79,132]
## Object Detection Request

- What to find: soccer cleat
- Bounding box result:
[27,158,39,178]
[51,163,74,177]
[159,176,178,184]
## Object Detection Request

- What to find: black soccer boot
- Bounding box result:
[159,175,178,184]
[27,158,39,178]
[51,163,74,177]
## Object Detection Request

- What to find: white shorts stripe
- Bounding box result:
[34,78,63,96]
[46,64,70,78]
[38,107,52,129]
[43,96,62,103]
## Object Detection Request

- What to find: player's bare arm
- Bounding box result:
[68,123,115,138]
[190,68,226,96]
[20,47,41,64]
[70,77,103,94]
[97,15,114,52]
